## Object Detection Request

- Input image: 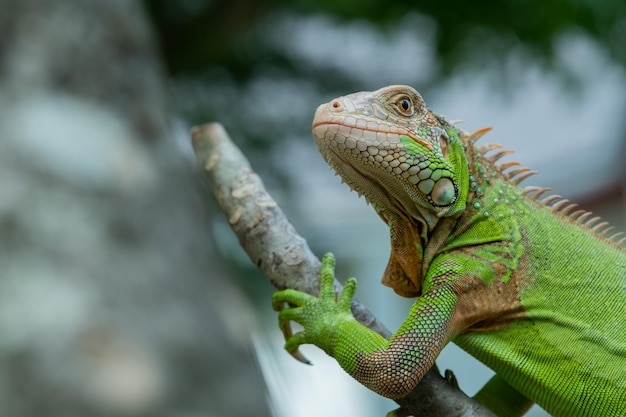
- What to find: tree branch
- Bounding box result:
[191,123,496,417]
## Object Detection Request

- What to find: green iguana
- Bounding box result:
[272,85,626,417]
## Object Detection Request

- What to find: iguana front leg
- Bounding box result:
[273,253,458,399]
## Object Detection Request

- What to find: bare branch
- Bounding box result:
[191,123,496,417]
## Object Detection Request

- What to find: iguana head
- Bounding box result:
[312,85,470,296]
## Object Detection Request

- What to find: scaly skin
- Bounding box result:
[273,85,626,417]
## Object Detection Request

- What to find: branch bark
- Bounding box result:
[191,123,497,417]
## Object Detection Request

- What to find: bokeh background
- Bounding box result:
[1,1,624,416]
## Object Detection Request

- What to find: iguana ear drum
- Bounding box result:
[415,176,457,207]
[430,178,457,207]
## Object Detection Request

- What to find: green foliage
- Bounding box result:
[143,0,626,78]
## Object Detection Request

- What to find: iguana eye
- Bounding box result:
[395,96,414,116]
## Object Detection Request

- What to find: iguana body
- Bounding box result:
[273,85,626,416]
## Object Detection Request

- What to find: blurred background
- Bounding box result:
[0,1,624,416]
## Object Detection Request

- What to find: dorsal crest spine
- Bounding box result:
[465,127,626,249]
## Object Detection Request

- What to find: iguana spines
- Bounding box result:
[469,133,626,250]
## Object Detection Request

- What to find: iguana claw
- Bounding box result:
[272,296,313,365]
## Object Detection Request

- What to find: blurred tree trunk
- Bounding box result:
[0,1,271,416]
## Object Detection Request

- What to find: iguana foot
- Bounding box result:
[272,252,357,364]
[444,369,459,389]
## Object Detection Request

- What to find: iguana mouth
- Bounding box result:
[312,115,434,152]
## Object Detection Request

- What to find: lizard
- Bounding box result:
[272,85,626,417]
